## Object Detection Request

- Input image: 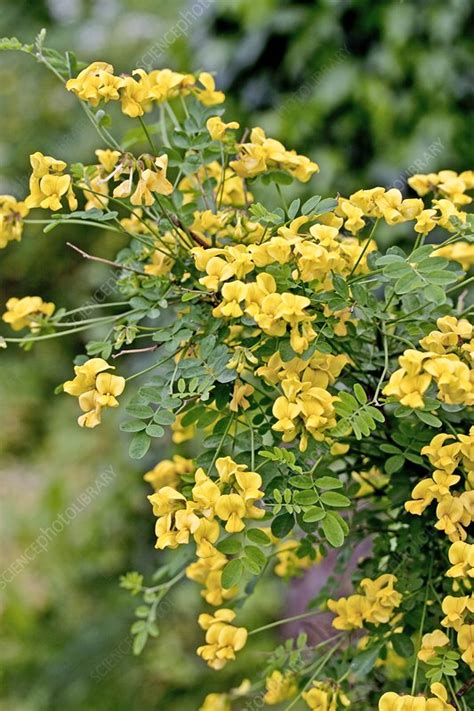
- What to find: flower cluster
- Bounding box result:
[197,608,248,670]
[257,351,350,449]
[303,681,350,710]
[378,683,455,710]
[66,62,224,115]
[148,456,264,552]
[328,574,402,630]
[230,126,319,182]
[25,151,77,212]
[383,317,474,408]
[406,430,474,540]
[2,296,55,332]
[63,358,126,428]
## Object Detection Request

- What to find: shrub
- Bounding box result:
[1,32,473,710]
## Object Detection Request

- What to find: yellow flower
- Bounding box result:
[229,381,254,412]
[25,152,77,212]
[199,693,230,711]
[417,629,450,662]
[303,682,350,710]
[195,72,225,106]
[457,623,474,670]
[441,595,474,631]
[66,61,123,105]
[445,541,474,578]
[207,116,239,141]
[415,208,438,234]
[274,540,315,578]
[2,296,55,332]
[272,396,301,435]
[133,155,173,205]
[264,671,297,705]
[144,455,193,492]
[120,70,150,117]
[192,468,221,513]
[215,494,247,533]
[327,594,372,630]
[193,518,221,559]
[378,686,455,710]
[0,195,29,248]
[197,608,248,670]
[63,358,125,428]
[434,241,474,271]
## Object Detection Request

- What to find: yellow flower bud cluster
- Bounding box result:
[230,126,319,182]
[63,358,125,428]
[302,681,350,710]
[197,608,248,670]
[66,63,224,116]
[0,195,29,249]
[328,574,402,631]
[378,683,455,710]
[25,151,77,212]
[405,430,474,541]
[383,317,474,409]
[2,296,55,333]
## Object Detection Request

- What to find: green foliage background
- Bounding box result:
[0,1,472,709]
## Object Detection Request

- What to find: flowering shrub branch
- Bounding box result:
[1,31,474,710]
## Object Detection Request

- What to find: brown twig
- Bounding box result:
[67,242,147,275]
[170,216,209,248]
[112,345,159,359]
[457,675,474,697]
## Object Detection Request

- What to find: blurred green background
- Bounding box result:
[0,1,472,709]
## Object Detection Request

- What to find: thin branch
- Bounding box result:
[66,242,147,275]
[112,345,159,359]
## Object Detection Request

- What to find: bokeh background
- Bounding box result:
[0,1,472,709]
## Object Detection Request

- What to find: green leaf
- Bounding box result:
[315,476,343,490]
[129,432,151,459]
[216,538,242,555]
[221,559,243,589]
[301,195,321,215]
[354,383,368,404]
[244,545,267,572]
[350,643,384,677]
[152,410,176,426]
[133,631,148,656]
[322,512,345,547]
[126,404,154,419]
[271,513,294,539]
[319,492,351,507]
[385,455,405,474]
[391,634,414,658]
[415,410,442,428]
[303,506,326,523]
[246,529,272,546]
[294,490,319,506]
[146,424,165,438]
[120,420,147,432]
